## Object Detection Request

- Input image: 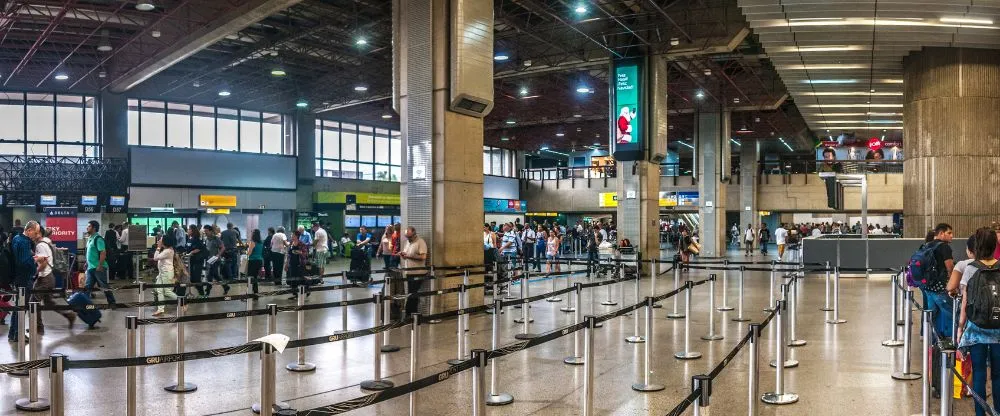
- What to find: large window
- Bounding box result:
[0,92,99,156]
[128,99,290,155]
[315,120,401,182]
[483,146,516,177]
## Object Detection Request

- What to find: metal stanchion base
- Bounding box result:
[631,383,665,392]
[559,306,576,313]
[14,398,50,411]
[891,371,922,381]
[761,392,799,405]
[380,344,401,353]
[666,313,684,319]
[514,333,540,340]
[732,316,750,322]
[769,359,799,368]
[789,340,807,347]
[820,307,833,311]
[486,393,514,406]
[600,300,618,306]
[701,334,723,341]
[563,356,584,365]
[164,382,198,393]
[717,305,734,311]
[882,339,903,347]
[512,318,534,324]
[286,362,317,372]
[545,297,562,302]
[625,336,645,343]
[251,401,291,414]
[826,319,847,324]
[360,380,395,390]
[674,351,702,360]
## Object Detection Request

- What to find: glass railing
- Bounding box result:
[761,160,903,175]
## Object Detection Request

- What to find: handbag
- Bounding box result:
[687,242,702,255]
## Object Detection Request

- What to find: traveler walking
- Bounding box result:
[534,225,546,272]
[954,228,1000,416]
[400,227,428,316]
[270,227,288,285]
[31,227,76,331]
[247,229,264,294]
[185,225,208,298]
[150,234,180,317]
[775,224,789,260]
[743,224,755,256]
[312,222,329,275]
[84,221,117,305]
[104,223,120,280]
[759,224,770,255]
[220,223,240,280]
[8,221,38,341]
[204,226,230,296]
[586,225,600,278]
[523,223,537,271]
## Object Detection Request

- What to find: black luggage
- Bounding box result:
[346,248,372,284]
[68,292,102,329]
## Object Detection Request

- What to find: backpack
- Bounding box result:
[964,261,1000,329]
[44,242,69,276]
[0,241,14,286]
[907,241,946,291]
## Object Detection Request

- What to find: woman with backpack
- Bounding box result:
[956,228,1000,416]
[151,233,183,317]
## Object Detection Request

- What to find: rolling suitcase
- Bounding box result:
[67,292,102,329]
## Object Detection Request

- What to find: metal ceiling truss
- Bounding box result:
[0,155,129,206]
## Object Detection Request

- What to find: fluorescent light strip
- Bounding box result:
[778,64,870,70]
[825,127,904,130]
[677,141,694,149]
[778,138,793,152]
[804,112,903,117]
[541,148,569,157]
[815,120,903,124]
[799,91,903,96]
[803,104,903,108]
[775,18,998,30]
[941,17,994,25]
[801,79,858,84]
[730,139,741,146]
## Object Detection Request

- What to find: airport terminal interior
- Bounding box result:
[0,0,996,415]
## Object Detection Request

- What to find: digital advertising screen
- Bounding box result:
[612,58,644,161]
[344,215,361,228]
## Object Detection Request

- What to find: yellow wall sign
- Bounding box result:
[314,192,401,205]
[206,208,231,215]
[199,194,237,207]
[598,192,618,208]
[526,212,558,217]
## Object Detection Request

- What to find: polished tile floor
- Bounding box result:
[0,250,963,415]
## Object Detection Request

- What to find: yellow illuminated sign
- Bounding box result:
[598,192,618,208]
[199,194,237,207]
[206,208,231,215]
[314,192,401,205]
[526,212,558,217]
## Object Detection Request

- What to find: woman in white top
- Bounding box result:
[483,223,497,249]
[151,234,180,316]
[376,225,394,270]
[546,231,560,273]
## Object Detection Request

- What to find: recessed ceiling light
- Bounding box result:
[505,120,516,125]
[670,37,680,46]
[218,90,231,97]
[296,99,308,108]
[703,69,712,76]
[576,86,591,93]
[733,97,740,104]
[573,114,582,118]
[356,38,367,46]
[574,5,587,13]
[271,68,286,76]
[54,74,69,81]
[519,88,528,96]
[556,133,565,137]
[494,54,510,61]
[354,85,368,92]
[151,30,161,38]
[97,44,112,52]
[501,137,510,141]
[695,91,704,99]
[540,146,550,151]
[135,1,155,11]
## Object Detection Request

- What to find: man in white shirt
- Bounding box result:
[522,226,538,271]
[311,222,328,276]
[399,227,428,316]
[774,224,789,260]
[269,227,289,285]
[33,228,76,330]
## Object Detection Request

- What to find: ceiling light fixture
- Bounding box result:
[940,17,994,25]
[381,113,392,119]
[135,0,155,11]
[355,38,367,46]
[97,29,112,52]
[494,54,510,61]
[804,104,903,108]
[54,73,69,81]
[695,91,705,99]
[802,79,858,84]
[733,97,740,104]
[540,145,550,151]
[354,85,368,92]
[576,86,591,93]
[677,141,694,149]
[518,88,528,96]
[505,120,516,125]
[731,139,742,146]
[271,68,286,77]
[500,137,510,141]
[778,137,793,152]
[218,90,231,97]
[703,69,712,76]
[670,37,680,46]
[296,100,308,108]
[151,30,161,38]
[555,133,565,137]
[573,114,582,118]
[574,5,587,13]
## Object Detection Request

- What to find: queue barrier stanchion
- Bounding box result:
[49,354,65,416]
[471,349,487,416]
[770,284,798,369]
[761,300,798,405]
[126,316,138,416]
[287,285,317,372]
[619,264,629,315]
[15,301,50,411]
[701,274,723,341]
[564,284,585,366]
[921,309,932,416]
[748,323,761,416]
[940,343,955,416]
[765,260,776,312]
[718,260,734,311]
[625,265,644,343]
[651,259,662,309]
[335,284,349,335]
[951,297,960,341]
[447,284,468,365]
[820,261,833,311]
[631,296,664,392]
[546,269,562,302]
[733,266,750,322]
[788,277,806,347]
[486,299,514,406]
[826,267,846,324]
[246,282,254,343]
[382,275,401,353]
[11,287,28,377]
[137,282,147,356]
[898,278,908,327]
[560,273,576,313]
[253,304,290,413]
[601,269,617,307]
[883,272,903,347]
[692,374,711,416]
[164,296,197,393]
[514,273,538,340]
[409,314,420,416]
[360,293,394,391]
[667,261,683,319]
[428,267,441,324]
[462,270,471,331]
[891,286,921,381]
[582,316,596,416]
[674,281,701,360]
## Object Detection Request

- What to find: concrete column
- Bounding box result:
[396,0,489,309]
[100,91,128,159]
[294,112,316,211]
[738,140,760,231]
[695,111,728,257]
[903,47,1000,238]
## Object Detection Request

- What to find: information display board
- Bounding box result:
[612,58,644,161]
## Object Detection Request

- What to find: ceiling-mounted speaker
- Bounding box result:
[449,0,494,118]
